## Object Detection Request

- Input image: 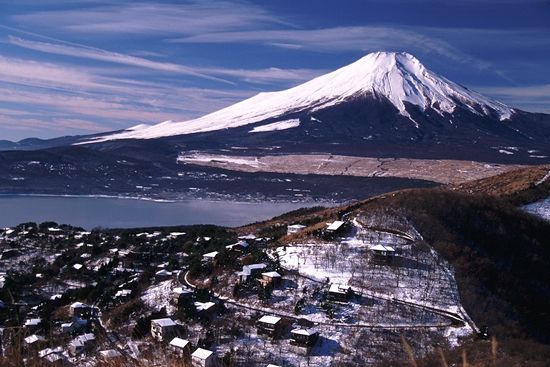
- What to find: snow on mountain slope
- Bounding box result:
[248,118,301,133]
[83,52,515,143]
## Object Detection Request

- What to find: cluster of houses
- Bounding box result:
[20,301,125,366]
[235,262,282,289]
[256,315,319,348]
[150,317,217,367]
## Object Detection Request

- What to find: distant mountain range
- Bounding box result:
[1,52,550,200]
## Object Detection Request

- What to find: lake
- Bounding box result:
[0,196,332,229]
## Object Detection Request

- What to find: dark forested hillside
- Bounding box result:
[363,189,550,343]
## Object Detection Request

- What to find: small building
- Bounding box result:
[114,289,132,301]
[24,334,46,349]
[151,318,178,342]
[24,318,43,332]
[257,315,283,337]
[287,224,306,235]
[69,302,92,319]
[202,251,219,262]
[260,271,282,288]
[155,269,173,282]
[225,240,249,252]
[328,283,354,302]
[61,318,88,334]
[326,220,345,233]
[194,301,217,320]
[42,352,69,367]
[169,337,191,358]
[39,347,64,359]
[371,244,396,262]
[172,287,193,304]
[236,263,267,283]
[68,333,96,356]
[99,349,122,362]
[191,347,215,367]
[290,328,319,347]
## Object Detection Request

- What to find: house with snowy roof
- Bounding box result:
[61,318,88,334]
[260,271,282,288]
[99,349,122,362]
[24,318,43,332]
[151,318,178,342]
[290,328,319,347]
[24,334,46,350]
[42,351,68,366]
[371,244,396,263]
[155,269,173,282]
[236,263,267,283]
[202,251,219,263]
[68,333,96,356]
[257,315,284,337]
[225,240,249,253]
[194,301,217,320]
[328,283,354,302]
[169,337,191,358]
[287,224,307,235]
[191,347,216,367]
[172,287,193,304]
[69,302,93,319]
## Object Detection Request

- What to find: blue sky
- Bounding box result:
[0,0,549,141]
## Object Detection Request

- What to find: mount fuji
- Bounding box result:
[72,51,549,162]
[1,52,550,201]
[87,52,516,142]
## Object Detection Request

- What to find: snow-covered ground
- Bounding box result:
[140,280,177,315]
[523,196,550,222]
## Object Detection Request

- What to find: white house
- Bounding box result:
[69,333,96,356]
[326,220,345,232]
[287,224,306,235]
[192,347,215,367]
[236,263,267,282]
[151,318,178,342]
[202,251,219,262]
[169,337,191,358]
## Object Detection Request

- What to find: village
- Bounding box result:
[0,208,478,366]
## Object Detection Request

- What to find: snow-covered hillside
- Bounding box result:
[83,52,515,143]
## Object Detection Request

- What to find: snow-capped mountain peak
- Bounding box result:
[83,52,515,143]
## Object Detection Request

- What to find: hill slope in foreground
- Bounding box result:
[0,165,548,366]
[240,164,550,365]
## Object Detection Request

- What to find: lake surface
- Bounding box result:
[0,196,331,229]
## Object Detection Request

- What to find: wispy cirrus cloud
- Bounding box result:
[11,1,289,35]
[169,26,493,70]
[476,84,550,113]
[6,36,233,84]
[6,36,323,85]
[0,54,261,139]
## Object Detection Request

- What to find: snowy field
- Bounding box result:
[523,196,550,222]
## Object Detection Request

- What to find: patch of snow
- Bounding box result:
[523,196,550,222]
[177,154,263,168]
[141,280,176,314]
[249,119,300,133]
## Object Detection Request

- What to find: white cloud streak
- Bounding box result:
[169,26,492,69]
[6,36,323,85]
[11,1,288,35]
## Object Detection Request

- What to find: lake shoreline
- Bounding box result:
[0,196,334,230]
